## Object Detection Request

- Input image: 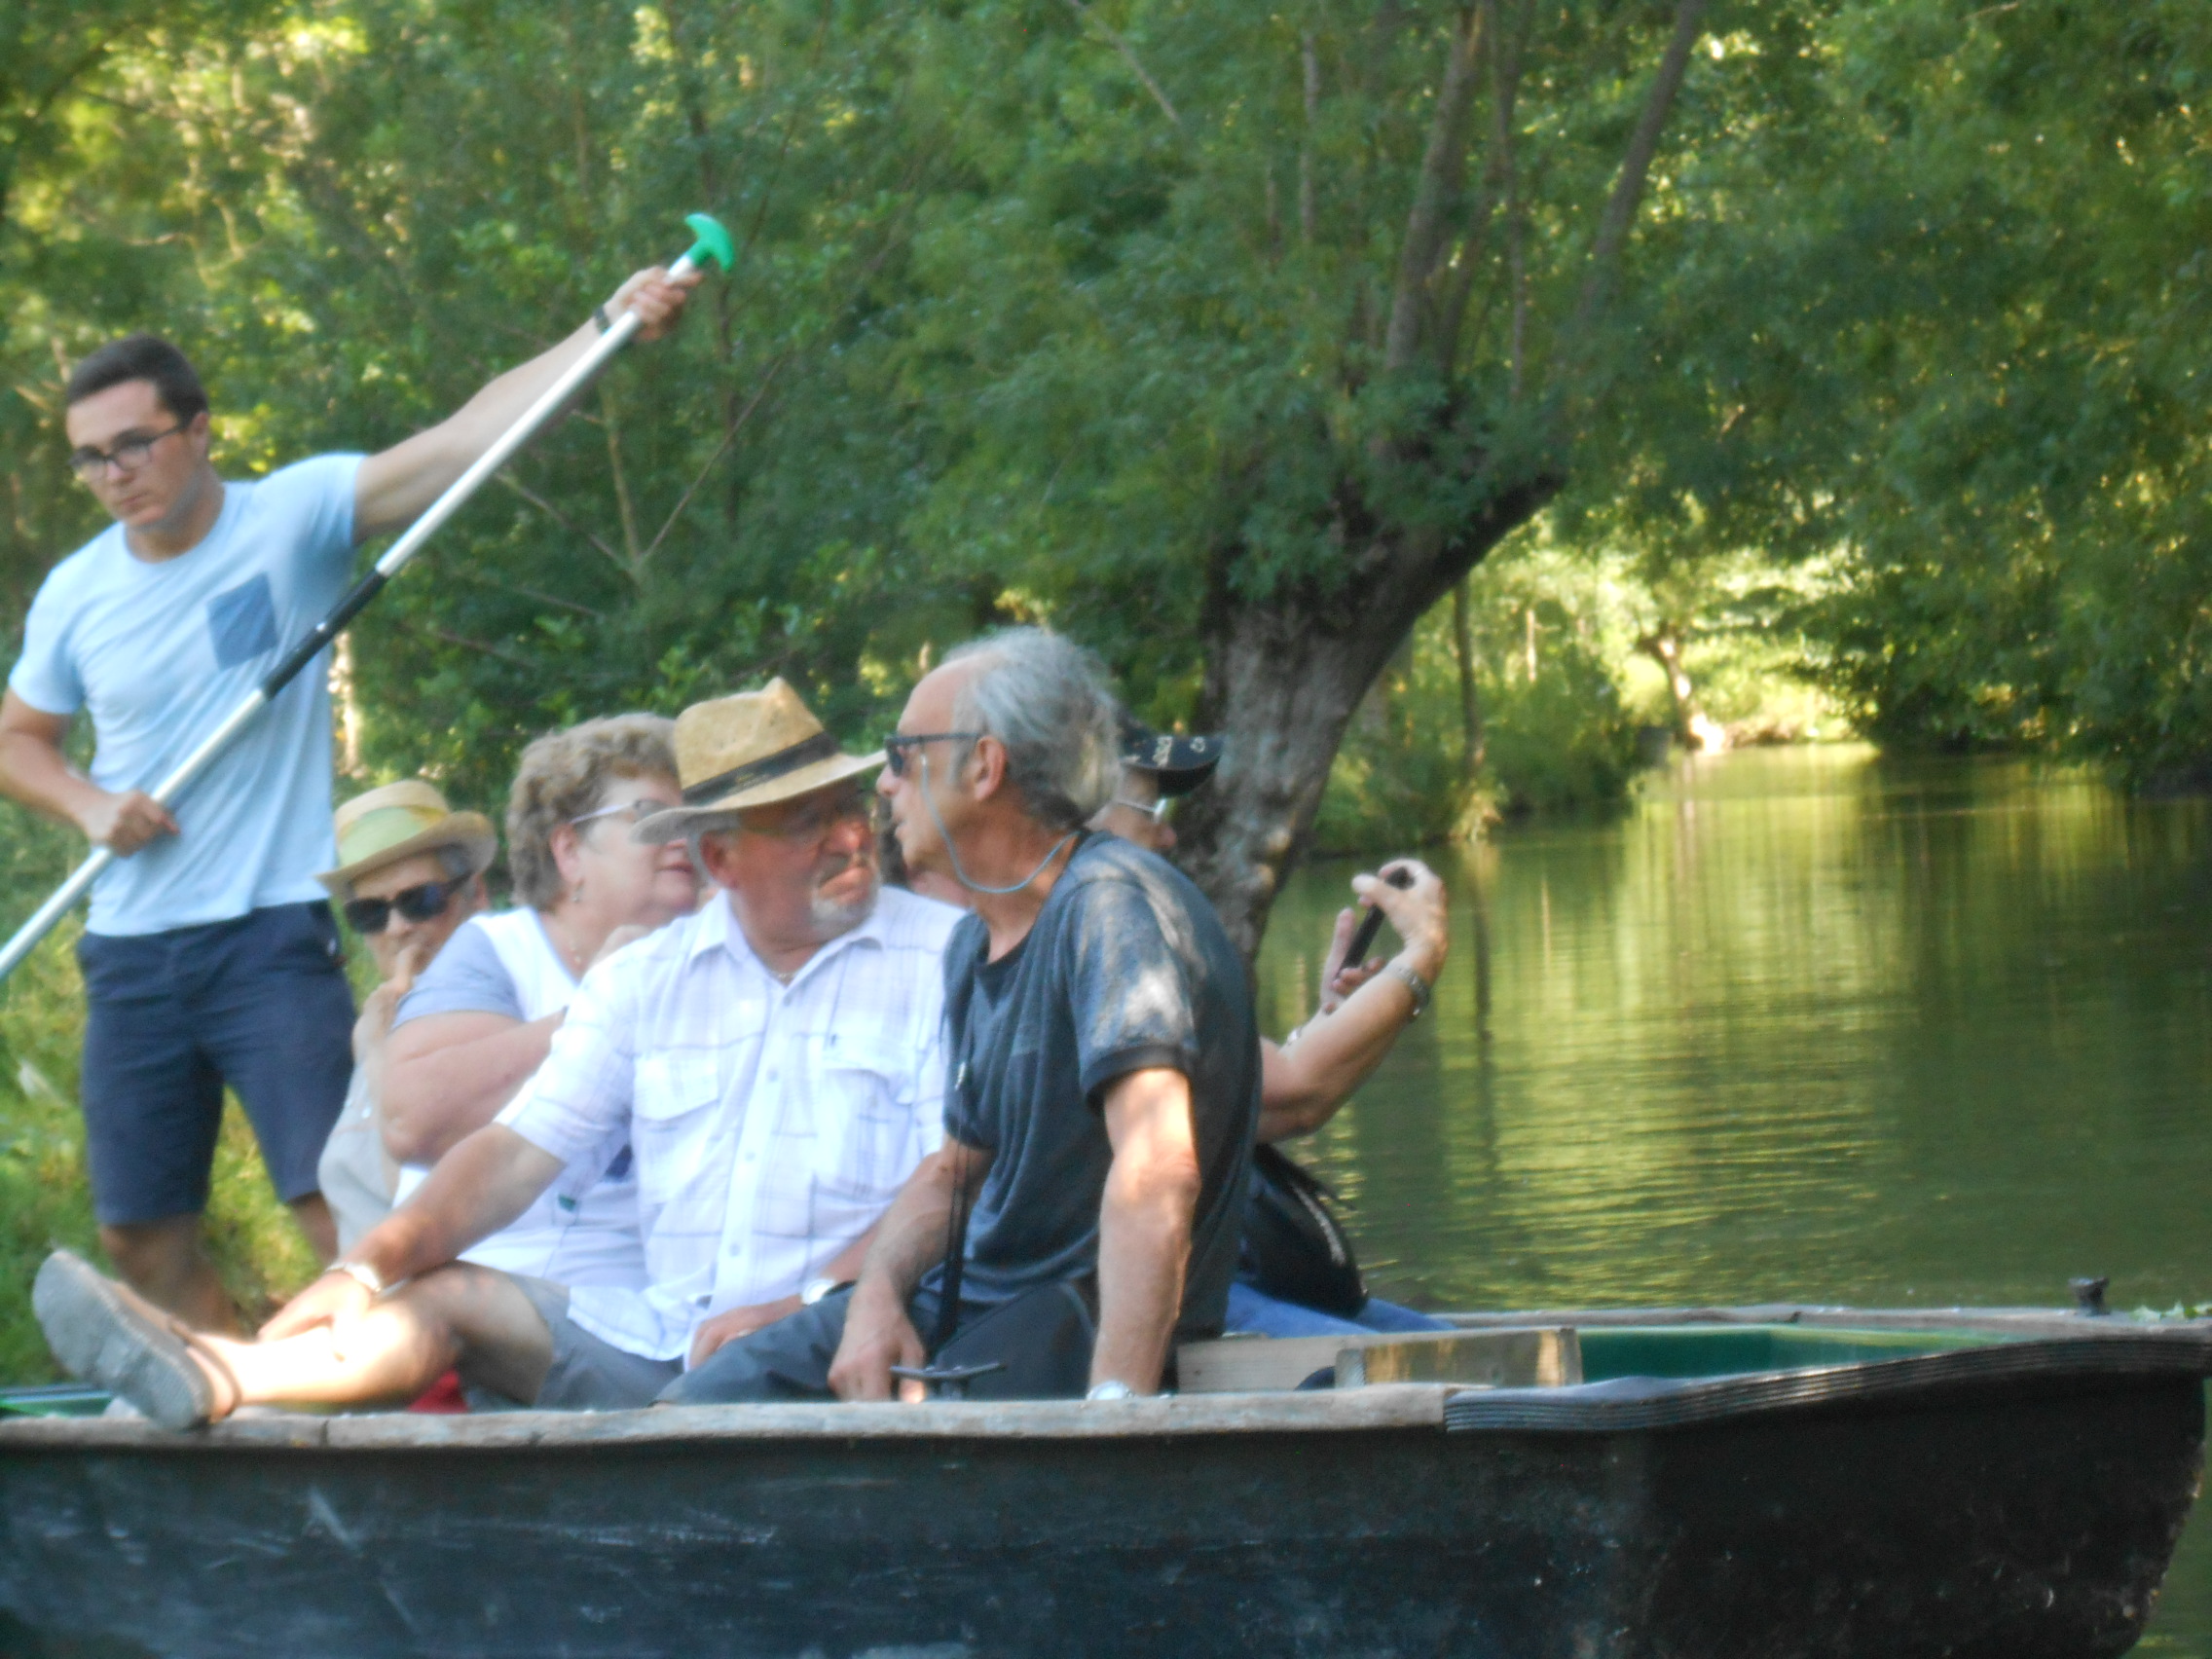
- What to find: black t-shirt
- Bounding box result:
[933,833,1260,1339]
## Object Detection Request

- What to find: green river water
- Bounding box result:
[1253,744,2212,1654]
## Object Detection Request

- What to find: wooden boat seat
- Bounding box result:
[1176,1325,1581,1393]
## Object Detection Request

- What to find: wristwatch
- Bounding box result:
[1086,1380,1137,1402]
[801,1277,853,1307]
[330,1260,387,1298]
[1387,959,1432,1019]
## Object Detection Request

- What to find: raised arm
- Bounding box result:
[828,1139,994,1402]
[1092,1066,1202,1396]
[0,691,176,855]
[1259,858,1449,1142]
[351,266,699,541]
[381,1010,564,1165]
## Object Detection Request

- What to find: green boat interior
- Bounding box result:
[1574,1323,2003,1382]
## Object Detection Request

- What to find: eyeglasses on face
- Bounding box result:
[1112,793,1173,824]
[881,731,984,778]
[738,790,875,841]
[344,879,458,935]
[68,423,189,481]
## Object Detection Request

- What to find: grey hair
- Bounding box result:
[505,713,679,908]
[682,813,748,882]
[940,628,1120,830]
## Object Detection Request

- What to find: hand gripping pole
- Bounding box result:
[0,213,736,983]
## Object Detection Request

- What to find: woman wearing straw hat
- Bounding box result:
[312,782,498,1251]
[375,715,701,1292]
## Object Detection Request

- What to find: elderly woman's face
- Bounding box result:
[556,772,698,925]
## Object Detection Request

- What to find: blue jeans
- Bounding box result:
[1223,1280,1451,1340]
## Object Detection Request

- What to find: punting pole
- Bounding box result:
[0,212,738,985]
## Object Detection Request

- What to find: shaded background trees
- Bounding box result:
[2,0,2210,948]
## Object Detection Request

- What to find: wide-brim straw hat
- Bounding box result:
[633,678,884,843]
[314,780,498,897]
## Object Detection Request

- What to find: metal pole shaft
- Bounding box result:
[0,251,700,984]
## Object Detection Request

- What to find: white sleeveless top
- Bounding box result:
[392,908,647,1288]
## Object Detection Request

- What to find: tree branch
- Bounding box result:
[1062,0,1183,132]
[1432,0,1533,381]
[1383,8,1485,374]
[1299,32,1319,244]
[638,351,792,566]
[496,473,630,578]
[1564,0,1709,349]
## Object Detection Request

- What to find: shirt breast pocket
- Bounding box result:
[815,1039,930,1209]
[628,1053,725,1224]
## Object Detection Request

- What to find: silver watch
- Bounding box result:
[1387,959,1432,1019]
[331,1260,386,1298]
[1087,1380,1137,1402]
[801,1277,852,1307]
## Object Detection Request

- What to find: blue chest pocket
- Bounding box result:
[206,573,278,669]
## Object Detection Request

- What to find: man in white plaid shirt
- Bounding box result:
[34,682,965,1427]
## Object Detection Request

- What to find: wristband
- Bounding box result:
[330,1260,387,1298]
[593,302,613,334]
[1386,959,1432,1020]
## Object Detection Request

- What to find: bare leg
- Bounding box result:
[288,1193,338,1266]
[98,1216,240,1336]
[192,1264,553,1414]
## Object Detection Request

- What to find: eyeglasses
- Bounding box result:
[343,880,459,935]
[571,797,664,830]
[1111,794,1172,824]
[882,732,983,778]
[68,423,189,481]
[738,791,874,842]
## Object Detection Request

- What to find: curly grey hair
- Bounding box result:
[940,628,1120,830]
[505,713,678,908]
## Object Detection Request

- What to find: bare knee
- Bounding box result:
[403,1266,554,1404]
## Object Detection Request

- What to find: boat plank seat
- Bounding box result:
[1177,1325,1581,1393]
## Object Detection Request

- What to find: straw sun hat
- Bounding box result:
[313,780,498,898]
[632,679,884,843]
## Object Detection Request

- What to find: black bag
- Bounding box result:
[926,1278,1096,1401]
[1237,1143,1368,1317]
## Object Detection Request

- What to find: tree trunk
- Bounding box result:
[1637,623,1722,752]
[1452,576,1484,778]
[1178,478,1556,961]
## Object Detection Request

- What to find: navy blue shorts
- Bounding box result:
[75,902,355,1227]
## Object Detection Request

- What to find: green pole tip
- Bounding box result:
[682,212,735,274]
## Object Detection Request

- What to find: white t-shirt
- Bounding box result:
[9,456,362,935]
[390,908,646,1289]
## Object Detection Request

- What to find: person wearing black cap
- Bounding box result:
[1096,719,1453,1342]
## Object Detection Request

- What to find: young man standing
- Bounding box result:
[0,270,694,1331]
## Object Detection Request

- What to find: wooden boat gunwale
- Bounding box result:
[3,1304,2205,1450]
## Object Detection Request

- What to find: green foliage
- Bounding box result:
[1310,551,1646,855]
[1580,0,2212,778]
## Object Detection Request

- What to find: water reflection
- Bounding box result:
[1259,744,2212,1651]
[1258,745,2212,1314]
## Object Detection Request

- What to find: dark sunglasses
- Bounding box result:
[881,731,983,778]
[344,880,458,935]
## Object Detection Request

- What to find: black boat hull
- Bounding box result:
[1,1326,2204,1658]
